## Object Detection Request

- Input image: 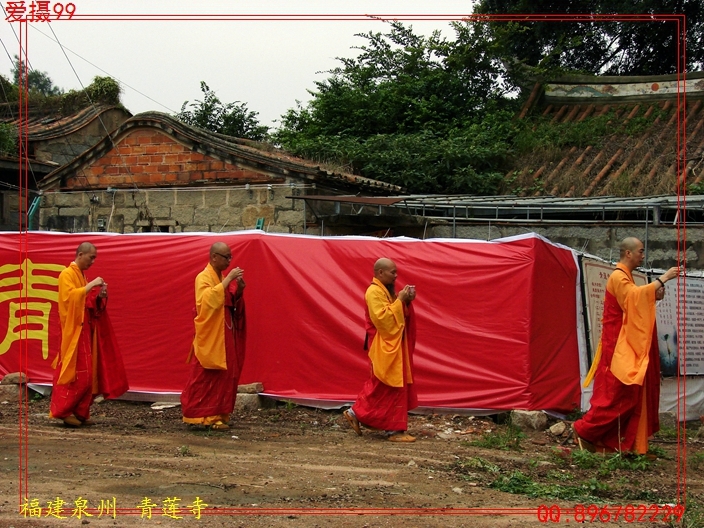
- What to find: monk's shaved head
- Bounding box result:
[210,242,229,257]
[374,258,394,273]
[619,237,642,259]
[76,242,95,257]
[619,236,646,271]
[209,241,233,273]
[373,258,398,291]
[74,242,97,270]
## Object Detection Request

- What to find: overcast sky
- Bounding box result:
[0,0,477,129]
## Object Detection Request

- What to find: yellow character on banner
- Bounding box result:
[187,497,208,520]
[137,497,158,519]
[162,497,183,519]
[45,497,68,519]
[71,496,92,519]
[0,258,63,359]
[97,497,117,519]
[19,497,42,517]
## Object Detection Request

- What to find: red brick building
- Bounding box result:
[37,112,401,234]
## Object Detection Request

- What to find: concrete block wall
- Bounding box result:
[430,223,704,269]
[39,185,311,234]
[0,190,28,230]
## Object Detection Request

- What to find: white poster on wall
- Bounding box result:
[658,278,704,376]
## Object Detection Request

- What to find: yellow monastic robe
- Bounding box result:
[53,262,87,385]
[192,263,227,370]
[609,263,659,386]
[365,278,413,388]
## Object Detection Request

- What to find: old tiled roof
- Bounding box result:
[506,72,704,198]
[0,103,129,141]
[38,111,404,194]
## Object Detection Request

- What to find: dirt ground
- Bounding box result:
[0,395,702,528]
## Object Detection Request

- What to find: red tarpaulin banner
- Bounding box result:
[0,231,581,412]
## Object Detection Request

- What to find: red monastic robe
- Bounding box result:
[574,263,661,454]
[181,265,246,425]
[50,263,128,420]
[352,278,418,431]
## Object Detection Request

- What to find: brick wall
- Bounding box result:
[67,129,269,189]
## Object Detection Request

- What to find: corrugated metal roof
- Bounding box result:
[391,193,694,208]
[296,193,704,225]
[290,195,406,206]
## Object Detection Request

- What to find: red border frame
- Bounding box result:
[12,9,688,521]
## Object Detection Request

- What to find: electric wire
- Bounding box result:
[28,23,177,114]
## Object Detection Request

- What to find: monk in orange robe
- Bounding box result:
[50,242,128,427]
[181,242,246,431]
[574,237,678,454]
[344,258,418,443]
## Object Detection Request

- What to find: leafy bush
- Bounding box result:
[60,76,122,114]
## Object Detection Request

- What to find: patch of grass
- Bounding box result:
[690,452,704,470]
[571,451,652,476]
[490,471,611,502]
[656,426,678,440]
[621,488,669,504]
[604,453,651,471]
[454,457,500,475]
[572,449,602,469]
[565,407,584,421]
[679,495,704,528]
[546,470,573,482]
[470,424,525,451]
[648,445,669,460]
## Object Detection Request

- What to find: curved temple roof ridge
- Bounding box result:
[38,111,404,194]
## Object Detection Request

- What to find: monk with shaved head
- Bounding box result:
[50,242,128,427]
[181,241,246,430]
[344,258,418,442]
[574,237,678,455]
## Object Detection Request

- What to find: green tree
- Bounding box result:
[0,73,18,102]
[274,22,520,195]
[176,82,269,141]
[476,0,703,84]
[0,122,17,156]
[278,22,513,141]
[11,55,63,96]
